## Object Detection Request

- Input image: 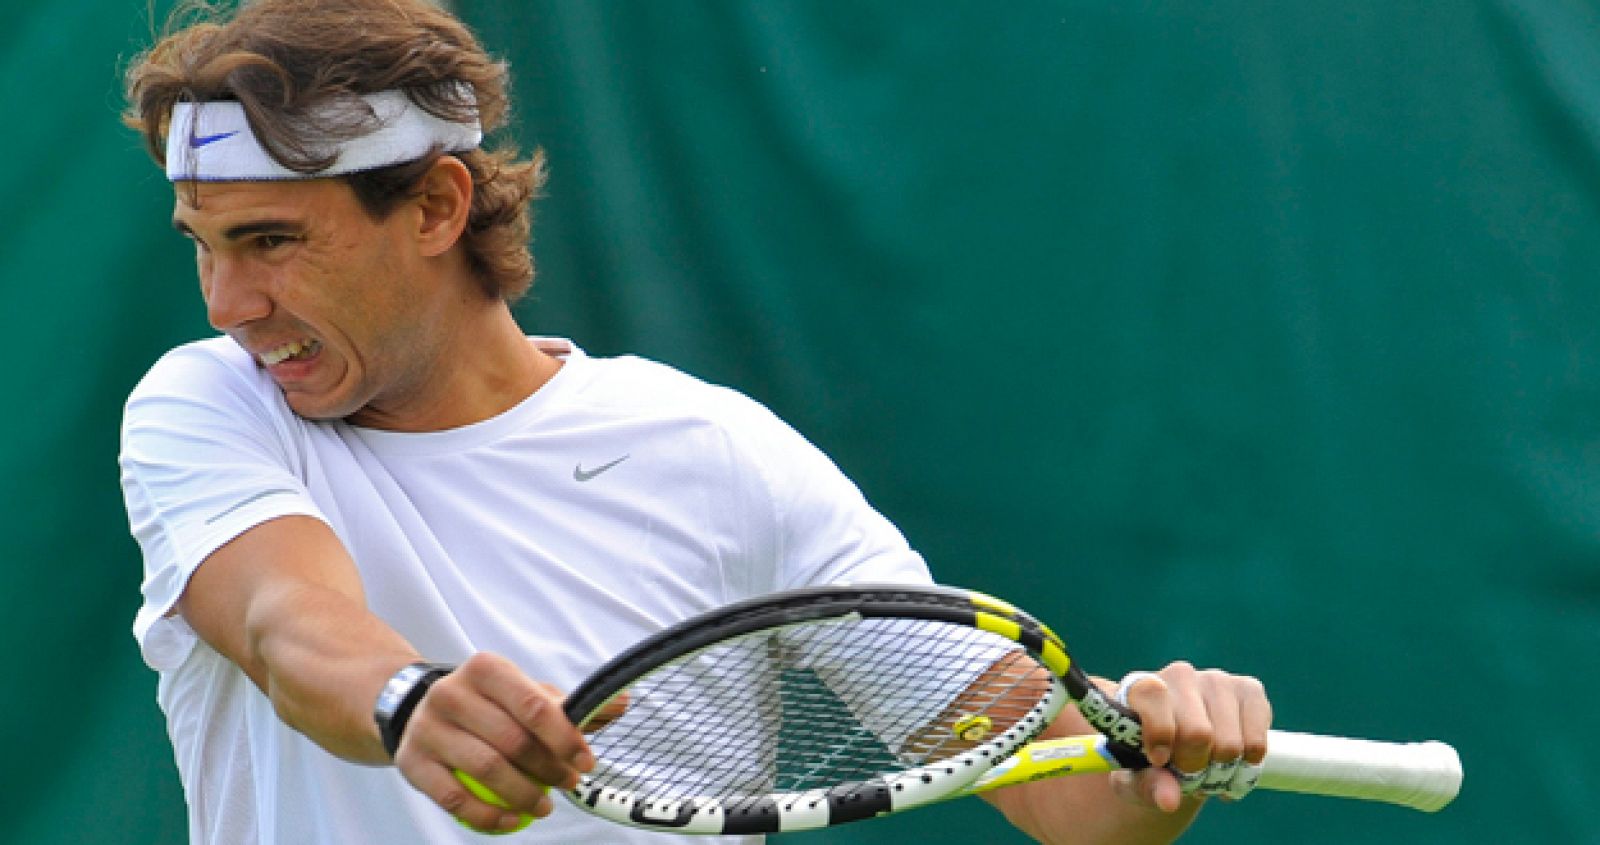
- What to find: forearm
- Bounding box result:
[178,515,424,765]
[243,579,422,764]
[982,719,1202,845]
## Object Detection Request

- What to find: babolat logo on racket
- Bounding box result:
[952,714,993,742]
[1079,689,1142,748]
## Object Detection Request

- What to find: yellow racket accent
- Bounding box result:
[970,591,1071,676]
[967,736,1117,794]
[967,590,1021,616]
[973,610,1023,644]
[1036,620,1067,652]
[1037,638,1072,677]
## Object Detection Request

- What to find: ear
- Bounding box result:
[414,155,473,258]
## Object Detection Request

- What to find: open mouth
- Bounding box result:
[260,338,322,366]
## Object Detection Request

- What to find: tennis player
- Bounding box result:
[119,1,1270,842]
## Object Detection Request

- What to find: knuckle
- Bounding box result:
[1210,736,1244,761]
[420,679,460,715]
[534,758,575,790]
[461,806,502,831]
[461,651,507,677]
[533,680,565,698]
[393,742,422,770]
[1162,660,1197,680]
[455,654,486,677]
[436,782,471,814]
[1129,675,1168,701]
[460,746,501,780]
[1175,720,1215,753]
[1176,731,1213,754]
[1202,672,1233,697]
[494,725,535,759]
[1174,698,1210,729]
[528,759,570,788]
[517,690,552,725]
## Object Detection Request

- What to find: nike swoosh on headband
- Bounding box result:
[192,131,238,148]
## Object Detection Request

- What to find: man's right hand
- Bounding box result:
[392,652,596,833]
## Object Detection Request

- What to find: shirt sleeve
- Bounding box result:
[715,388,933,591]
[120,342,328,671]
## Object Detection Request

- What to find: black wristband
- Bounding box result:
[374,662,455,759]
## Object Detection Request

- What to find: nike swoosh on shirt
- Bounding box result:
[574,454,630,482]
[192,131,238,148]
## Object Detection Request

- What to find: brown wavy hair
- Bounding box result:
[123,0,544,302]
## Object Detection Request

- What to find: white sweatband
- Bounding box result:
[1113,670,1166,707]
[165,89,482,182]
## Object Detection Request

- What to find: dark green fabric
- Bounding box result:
[12,0,1595,842]
[2,3,201,844]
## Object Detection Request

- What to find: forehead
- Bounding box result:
[171,178,357,228]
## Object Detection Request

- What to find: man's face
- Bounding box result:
[172,178,441,425]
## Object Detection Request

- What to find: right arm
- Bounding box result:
[177,513,592,832]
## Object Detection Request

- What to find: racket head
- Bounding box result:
[560,584,1142,835]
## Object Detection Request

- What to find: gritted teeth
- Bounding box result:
[261,338,321,366]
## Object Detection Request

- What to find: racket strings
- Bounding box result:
[897,649,1055,763]
[578,617,1054,804]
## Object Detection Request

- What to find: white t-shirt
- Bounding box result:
[120,336,932,845]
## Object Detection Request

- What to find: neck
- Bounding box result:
[348,295,561,433]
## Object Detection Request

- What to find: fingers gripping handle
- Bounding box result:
[1076,686,1150,767]
[1258,730,1462,812]
[1081,679,1461,812]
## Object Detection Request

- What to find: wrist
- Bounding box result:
[374,661,456,759]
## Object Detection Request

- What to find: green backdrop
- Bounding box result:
[6,1,1595,842]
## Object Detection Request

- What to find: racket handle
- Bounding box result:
[1257,729,1462,812]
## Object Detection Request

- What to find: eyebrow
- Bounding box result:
[171,218,304,241]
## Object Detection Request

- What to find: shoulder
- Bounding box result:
[122,337,303,442]
[127,337,268,405]
[569,353,797,448]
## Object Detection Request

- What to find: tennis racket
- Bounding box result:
[557,584,1462,835]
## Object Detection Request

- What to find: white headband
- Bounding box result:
[165,89,482,182]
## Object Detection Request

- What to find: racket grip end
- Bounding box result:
[1257,730,1462,813]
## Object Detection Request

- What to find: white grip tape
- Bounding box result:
[1257,730,1462,812]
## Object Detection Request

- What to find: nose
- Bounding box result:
[201,253,272,330]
